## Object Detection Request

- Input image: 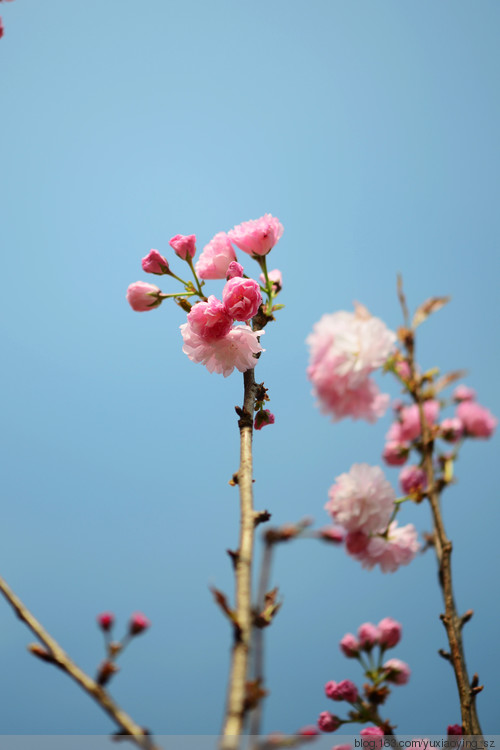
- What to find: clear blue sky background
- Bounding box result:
[1,0,499,739]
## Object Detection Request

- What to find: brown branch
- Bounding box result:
[220,368,258,749]
[0,575,159,750]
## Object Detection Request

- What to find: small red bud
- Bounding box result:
[129,612,151,636]
[97,612,115,632]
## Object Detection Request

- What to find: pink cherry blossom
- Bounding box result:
[141,249,170,275]
[254,409,275,430]
[350,522,419,573]
[195,232,237,280]
[223,277,262,321]
[307,309,395,422]
[439,418,464,443]
[126,281,162,312]
[456,401,497,438]
[181,322,264,377]
[345,530,370,556]
[296,726,319,737]
[360,727,384,740]
[382,441,410,466]
[339,633,359,657]
[325,679,358,702]
[169,234,196,260]
[326,464,395,535]
[395,361,411,380]
[377,617,402,648]
[453,385,476,403]
[358,623,379,649]
[399,465,427,495]
[226,261,244,280]
[228,214,283,256]
[187,296,233,342]
[317,711,341,733]
[259,268,283,290]
[97,612,115,632]
[383,658,411,685]
[393,400,440,442]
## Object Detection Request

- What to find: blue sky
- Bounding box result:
[1,0,499,739]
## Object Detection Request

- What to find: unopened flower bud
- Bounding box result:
[254,409,275,430]
[452,385,476,403]
[383,658,411,685]
[399,465,427,495]
[29,643,57,664]
[141,249,170,275]
[383,441,410,467]
[439,418,464,443]
[317,711,341,733]
[126,282,163,312]
[326,679,358,703]
[226,261,244,280]
[317,526,345,544]
[129,612,151,636]
[339,633,359,658]
[358,623,379,650]
[169,234,197,260]
[377,617,402,649]
[97,612,115,632]
[296,726,319,737]
[447,725,463,736]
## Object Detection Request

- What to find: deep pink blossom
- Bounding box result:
[399,465,427,495]
[439,418,464,443]
[345,530,370,556]
[377,617,402,649]
[333,745,352,750]
[228,214,283,257]
[325,679,359,703]
[187,296,233,342]
[317,711,341,733]
[254,409,275,430]
[398,400,440,442]
[169,234,196,260]
[181,322,264,377]
[223,277,262,321]
[126,281,162,312]
[141,249,170,275]
[383,658,411,685]
[447,725,463,736]
[97,612,115,632]
[296,726,319,737]
[348,522,420,573]
[226,261,244,279]
[382,441,410,466]
[453,385,476,403]
[195,232,237,279]
[326,464,395,535]
[358,623,379,649]
[456,401,497,438]
[307,309,395,422]
[360,727,384,744]
[339,633,359,658]
[259,268,283,290]
[129,612,151,636]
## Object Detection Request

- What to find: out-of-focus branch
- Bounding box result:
[0,575,158,750]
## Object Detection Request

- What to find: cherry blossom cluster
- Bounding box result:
[325,464,419,573]
[126,214,283,386]
[306,303,396,422]
[94,611,151,686]
[316,618,409,735]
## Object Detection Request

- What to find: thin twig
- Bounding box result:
[220,368,258,749]
[0,575,159,750]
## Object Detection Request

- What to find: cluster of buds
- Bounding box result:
[126,214,283,385]
[316,619,408,735]
[95,611,151,686]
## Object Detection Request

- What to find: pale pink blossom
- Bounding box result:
[339,633,359,657]
[187,296,233,342]
[453,385,476,403]
[358,623,379,649]
[126,281,162,312]
[317,711,341,733]
[169,234,196,260]
[325,680,358,703]
[350,522,419,573]
[181,321,264,377]
[259,268,283,290]
[195,232,237,280]
[307,310,395,422]
[228,214,283,257]
[326,464,395,535]
[399,465,427,495]
[392,400,440,442]
[377,617,402,649]
[254,409,275,430]
[226,261,244,279]
[456,401,497,438]
[141,249,170,275]
[439,418,464,443]
[223,277,262,321]
[383,658,411,685]
[382,441,410,466]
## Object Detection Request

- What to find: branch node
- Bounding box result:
[229,473,239,486]
[460,609,474,628]
[438,648,451,661]
[226,549,239,569]
[254,510,271,527]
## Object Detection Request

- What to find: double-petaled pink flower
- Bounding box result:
[222,277,262,321]
[187,297,233,342]
[181,322,263,377]
[195,232,237,280]
[326,464,395,536]
[228,214,283,257]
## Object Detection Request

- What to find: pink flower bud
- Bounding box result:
[383,658,411,685]
[317,526,345,544]
[456,401,497,438]
[254,409,275,430]
[439,418,464,443]
[259,268,283,291]
[97,612,115,632]
[169,234,196,260]
[195,232,237,279]
[360,727,384,738]
[141,249,170,275]
[358,623,379,650]
[228,214,284,257]
[339,633,359,658]
[187,296,233,342]
[325,679,358,703]
[399,465,427,495]
[383,441,410,466]
[126,282,162,312]
[395,361,411,380]
[447,725,463,736]
[453,385,476,403]
[129,612,151,636]
[317,711,340,733]
[223,277,262,321]
[377,617,402,649]
[296,726,319,737]
[226,261,244,280]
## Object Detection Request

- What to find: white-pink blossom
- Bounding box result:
[228,214,283,257]
[326,464,395,535]
[195,232,237,280]
[180,321,264,377]
[349,522,419,573]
